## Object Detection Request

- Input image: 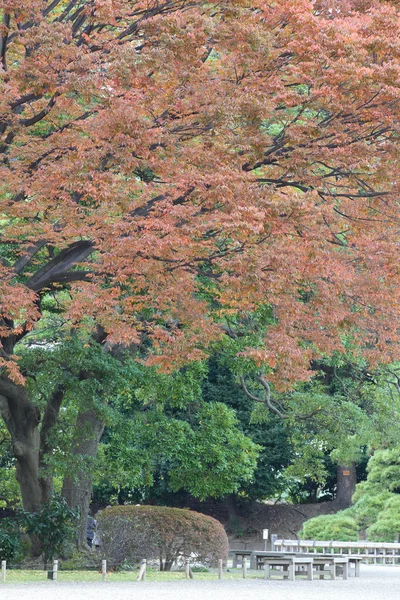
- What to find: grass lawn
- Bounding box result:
[2,568,267,584]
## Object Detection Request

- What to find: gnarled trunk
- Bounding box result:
[62,410,105,548]
[0,375,67,556]
[0,381,42,513]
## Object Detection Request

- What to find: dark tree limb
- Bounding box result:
[26,240,94,292]
[12,240,48,274]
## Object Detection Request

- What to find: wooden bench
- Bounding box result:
[313,556,349,580]
[229,549,253,568]
[254,550,356,579]
[263,556,314,581]
[347,556,362,577]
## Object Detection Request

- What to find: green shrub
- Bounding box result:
[302,448,400,542]
[365,449,400,493]
[367,496,400,542]
[301,512,358,541]
[97,505,229,570]
[59,549,103,571]
[354,491,393,531]
[19,495,79,568]
[0,519,22,564]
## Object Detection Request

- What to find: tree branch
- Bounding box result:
[12,240,48,274]
[240,375,287,419]
[26,240,94,292]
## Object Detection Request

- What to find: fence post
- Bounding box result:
[53,559,58,581]
[1,560,6,583]
[137,559,147,581]
[184,559,194,579]
[102,559,107,583]
[242,556,247,579]
[218,559,223,579]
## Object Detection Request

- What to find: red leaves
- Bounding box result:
[1,1,400,382]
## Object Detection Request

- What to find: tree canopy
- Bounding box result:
[1,0,400,381]
[1,0,400,538]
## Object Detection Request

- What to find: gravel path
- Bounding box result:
[2,566,400,600]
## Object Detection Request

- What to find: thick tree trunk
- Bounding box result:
[62,410,105,548]
[335,463,357,508]
[0,382,42,514]
[226,493,238,523]
[0,380,43,556]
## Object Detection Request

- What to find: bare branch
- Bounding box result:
[240,375,287,419]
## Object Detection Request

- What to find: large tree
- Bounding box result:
[1,0,400,521]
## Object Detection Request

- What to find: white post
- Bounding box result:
[1,560,6,583]
[102,559,107,582]
[242,556,247,579]
[218,559,223,579]
[137,559,147,581]
[263,529,269,552]
[53,559,58,581]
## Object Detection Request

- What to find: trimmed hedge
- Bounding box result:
[97,505,229,570]
[301,512,358,542]
[302,448,400,542]
[367,496,400,542]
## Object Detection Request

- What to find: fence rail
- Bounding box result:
[273,539,400,564]
[0,558,227,583]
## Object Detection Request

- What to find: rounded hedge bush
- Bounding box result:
[301,512,358,541]
[367,496,400,542]
[97,505,229,570]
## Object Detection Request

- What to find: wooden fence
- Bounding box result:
[273,539,400,564]
[0,557,225,583]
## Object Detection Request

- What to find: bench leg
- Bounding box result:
[232,556,238,568]
[316,565,324,580]
[343,562,348,580]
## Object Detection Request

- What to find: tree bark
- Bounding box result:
[62,410,105,548]
[0,381,42,514]
[226,493,238,523]
[335,463,357,508]
[0,379,44,556]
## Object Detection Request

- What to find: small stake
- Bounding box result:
[242,557,247,579]
[1,561,6,583]
[102,559,107,582]
[53,559,58,582]
[137,559,147,581]
[218,559,223,579]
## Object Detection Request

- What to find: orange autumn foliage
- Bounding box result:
[0,0,400,386]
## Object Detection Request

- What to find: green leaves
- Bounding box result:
[303,447,400,542]
[167,403,260,499]
[99,402,259,501]
[18,495,79,567]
